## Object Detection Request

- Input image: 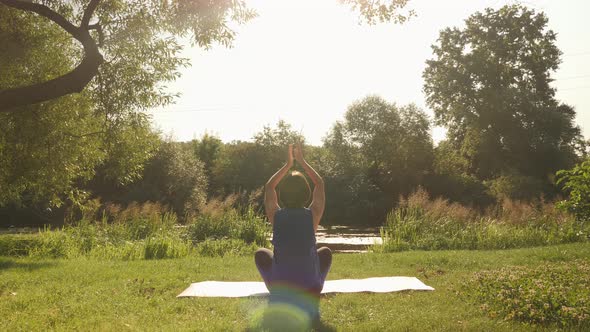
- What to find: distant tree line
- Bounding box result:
[0,4,588,226]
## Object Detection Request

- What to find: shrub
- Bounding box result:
[557,159,590,221]
[0,201,268,259]
[186,201,269,247]
[0,234,42,257]
[144,236,191,259]
[124,141,208,219]
[377,188,589,252]
[469,261,590,328]
[27,230,71,258]
[485,173,546,201]
[195,239,258,257]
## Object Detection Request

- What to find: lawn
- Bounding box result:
[1,243,589,331]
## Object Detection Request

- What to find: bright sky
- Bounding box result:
[149,0,590,146]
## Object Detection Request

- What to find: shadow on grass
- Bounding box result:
[0,258,55,271]
[246,318,336,332]
[245,300,337,332]
[313,320,337,332]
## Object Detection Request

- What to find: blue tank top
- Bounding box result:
[270,208,321,318]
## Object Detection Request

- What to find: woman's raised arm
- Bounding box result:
[293,143,325,231]
[264,144,293,225]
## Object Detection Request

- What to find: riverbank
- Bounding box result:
[1,243,588,331]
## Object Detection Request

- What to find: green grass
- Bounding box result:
[0,205,270,260]
[1,243,589,331]
[378,190,589,252]
[471,260,589,327]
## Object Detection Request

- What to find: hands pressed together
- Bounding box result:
[286,143,305,167]
[266,142,325,228]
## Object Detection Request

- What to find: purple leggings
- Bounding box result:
[254,246,332,292]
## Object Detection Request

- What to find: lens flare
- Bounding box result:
[249,283,321,330]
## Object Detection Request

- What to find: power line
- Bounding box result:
[558,86,590,91]
[563,51,590,57]
[554,74,590,81]
[150,107,244,113]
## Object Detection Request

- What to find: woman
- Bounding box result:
[255,143,332,321]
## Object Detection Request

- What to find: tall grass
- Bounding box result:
[376,188,589,252]
[186,194,269,247]
[0,198,270,260]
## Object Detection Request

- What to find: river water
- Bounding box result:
[315,225,382,253]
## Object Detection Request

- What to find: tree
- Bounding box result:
[0,8,100,208]
[0,0,414,214]
[192,134,223,176]
[338,96,432,197]
[426,140,493,207]
[0,0,255,111]
[190,133,224,197]
[212,121,304,197]
[323,95,433,224]
[0,0,413,112]
[253,120,305,148]
[124,141,208,218]
[0,7,163,209]
[423,5,583,197]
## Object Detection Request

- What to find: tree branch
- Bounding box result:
[0,0,104,112]
[0,0,80,37]
[63,130,105,138]
[88,23,104,46]
[81,0,100,28]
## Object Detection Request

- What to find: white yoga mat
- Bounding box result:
[177,277,434,297]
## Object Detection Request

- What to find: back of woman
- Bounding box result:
[271,208,320,292]
[254,143,332,323]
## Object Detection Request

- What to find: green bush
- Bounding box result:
[143,236,192,259]
[0,234,42,257]
[26,229,90,259]
[557,159,590,221]
[485,173,546,201]
[230,207,269,246]
[123,142,208,219]
[187,215,232,242]
[377,189,589,252]
[0,202,268,260]
[186,206,269,246]
[196,239,258,257]
[469,261,590,328]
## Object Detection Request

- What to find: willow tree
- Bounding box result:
[0,0,413,209]
[0,0,414,112]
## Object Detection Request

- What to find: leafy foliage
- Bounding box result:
[2,2,589,232]
[378,188,589,252]
[340,0,415,24]
[0,3,174,209]
[0,8,102,207]
[323,96,433,224]
[209,121,304,197]
[557,159,590,221]
[192,133,223,177]
[124,141,208,218]
[470,261,590,328]
[0,200,268,259]
[423,5,583,198]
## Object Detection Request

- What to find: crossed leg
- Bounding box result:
[255,246,333,292]
[255,248,273,290]
[317,246,332,289]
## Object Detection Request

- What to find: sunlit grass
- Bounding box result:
[0,201,270,260]
[1,243,589,331]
